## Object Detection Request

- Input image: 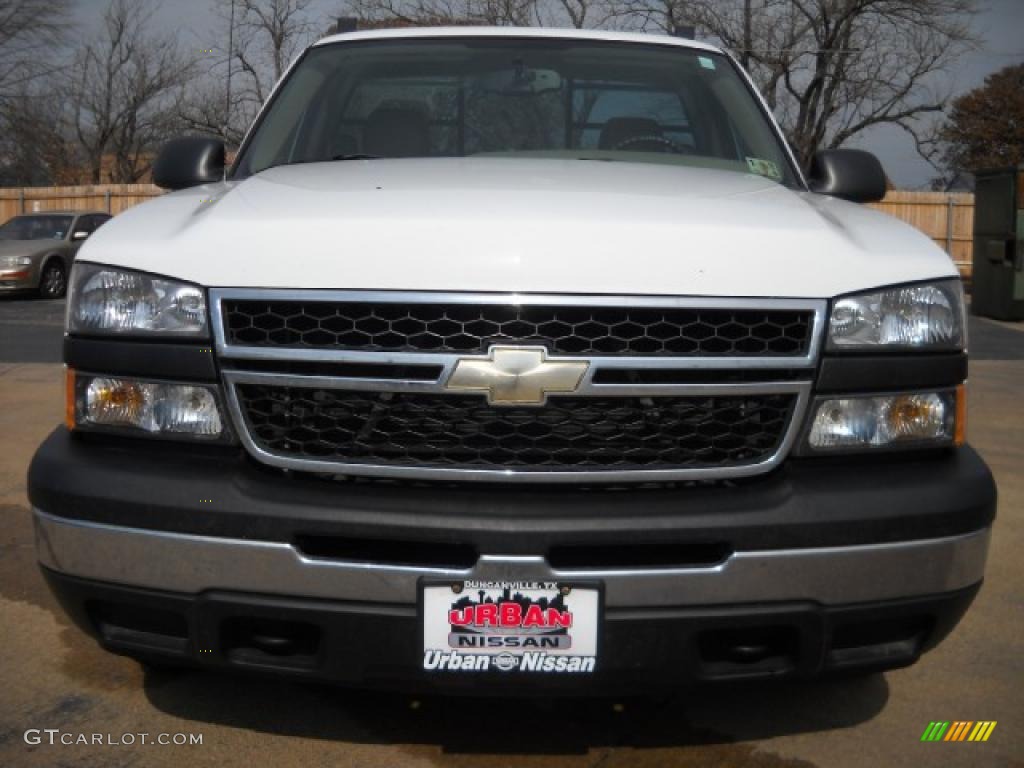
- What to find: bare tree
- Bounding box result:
[342,0,537,27]
[605,0,978,168]
[68,0,195,183]
[178,78,247,147]
[0,88,78,185]
[0,0,72,105]
[0,0,74,182]
[232,0,319,101]
[179,0,321,147]
[553,0,594,27]
[338,0,621,32]
[603,0,684,35]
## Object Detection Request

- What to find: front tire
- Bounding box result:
[38,260,66,299]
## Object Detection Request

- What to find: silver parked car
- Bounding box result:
[0,211,112,298]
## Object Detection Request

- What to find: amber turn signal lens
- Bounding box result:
[73,374,224,437]
[64,367,76,430]
[807,390,956,450]
[954,383,967,446]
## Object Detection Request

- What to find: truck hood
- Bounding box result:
[83,158,954,298]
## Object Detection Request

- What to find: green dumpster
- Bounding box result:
[972,165,1024,321]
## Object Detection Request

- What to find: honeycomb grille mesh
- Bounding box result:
[222,300,813,357]
[235,385,796,471]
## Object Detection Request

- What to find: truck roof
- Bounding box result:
[314,25,723,55]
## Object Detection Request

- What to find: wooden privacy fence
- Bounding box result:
[0,184,975,278]
[868,190,974,280]
[0,184,162,221]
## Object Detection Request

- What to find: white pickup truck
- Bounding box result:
[30,27,995,691]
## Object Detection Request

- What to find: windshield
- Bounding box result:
[0,215,73,241]
[233,38,798,186]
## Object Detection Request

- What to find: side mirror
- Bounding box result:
[807,149,887,203]
[71,230,89,241]
[153,136,226,190]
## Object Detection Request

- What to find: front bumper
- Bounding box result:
[29,428,996,690]
[43,566,981,692]
[0,267,37,290]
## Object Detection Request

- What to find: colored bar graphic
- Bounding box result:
[945,721,973,741]
[921,721,996,742]
[968,722,997,742]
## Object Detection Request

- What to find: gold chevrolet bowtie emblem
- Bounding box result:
[446,346,589,405]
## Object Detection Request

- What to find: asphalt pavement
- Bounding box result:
[0,297,65,363]
[0,293,1021,768]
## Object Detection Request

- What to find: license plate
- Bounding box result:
[421,580,600,675]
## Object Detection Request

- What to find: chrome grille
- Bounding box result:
[212,290,825,484]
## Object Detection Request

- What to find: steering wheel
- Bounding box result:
[613,134,693,154]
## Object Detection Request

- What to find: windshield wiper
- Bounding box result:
[330,153,381,161]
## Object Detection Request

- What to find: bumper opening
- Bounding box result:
[697,625,800,679]
[827,615,933,670]
[548,541,732,570]
[222,616,322,670]
[46,567,982,691]
[88,599,189,655]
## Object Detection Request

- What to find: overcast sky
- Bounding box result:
[73,0,1024,189]
[848,0,1024,187]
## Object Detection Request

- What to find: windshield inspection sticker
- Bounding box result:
[746,157,783,180]
[422,581,599,673]
[698,56,716,70]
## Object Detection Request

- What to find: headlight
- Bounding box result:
[806,388,963,452]
[828,280,964,350]
[68,370,227,441]
[0,255,32,267]
[67,263,207,336]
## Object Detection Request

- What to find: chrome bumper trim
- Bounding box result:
[34,509,989,608]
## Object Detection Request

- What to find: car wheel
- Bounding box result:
[38,260,67,299]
